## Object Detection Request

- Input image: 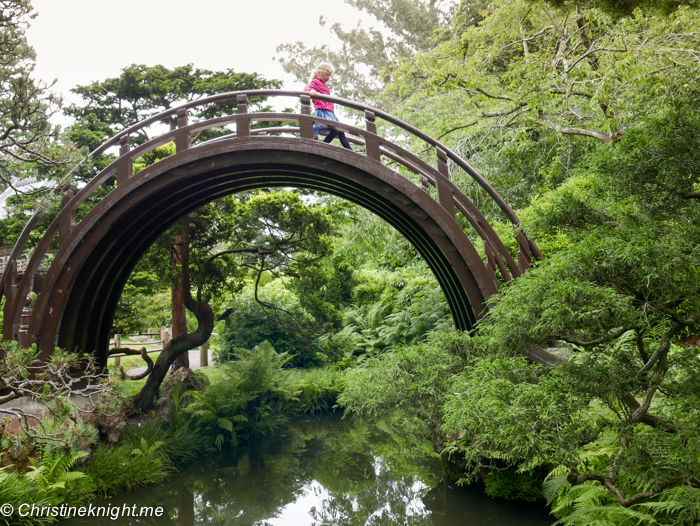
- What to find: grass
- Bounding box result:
[108,351,162,371]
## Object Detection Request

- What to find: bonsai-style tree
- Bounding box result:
[131,189,337,412]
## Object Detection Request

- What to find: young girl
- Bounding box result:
[303,63,353,151]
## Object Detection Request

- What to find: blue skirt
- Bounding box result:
[313,109,338,135]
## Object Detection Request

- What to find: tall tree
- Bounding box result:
[389,0,700,145]
[65,63,282,150]
[0,1,70,202]
[366,0,700,219]
[276,0,463,102]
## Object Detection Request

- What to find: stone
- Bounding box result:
[159,367,207,402]
[80,405,128,443]
[0,398,49,440]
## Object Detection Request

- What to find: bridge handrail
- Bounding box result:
[84,90,526,227]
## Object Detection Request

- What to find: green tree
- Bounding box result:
[132,190,337,412]
[439,96,700,521]
[391,0,700,144]
[276,0,462,102]
[340,85,700,523]
[64,63,282,150]
[0,1,83,243]
[0,1,63,174]
[379,0,700,218]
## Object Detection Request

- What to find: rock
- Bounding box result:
[0,398,50,440]
[74,394,129,443]
[73,440,93,465]
[0,397,96,471]
[0,398,51,472]
[2,442,36,472]
[159,367,207,402]
[81,407,127,443]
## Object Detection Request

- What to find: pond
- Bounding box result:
[64,413,553,525]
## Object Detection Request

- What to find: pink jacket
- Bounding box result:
[303,77,334,112]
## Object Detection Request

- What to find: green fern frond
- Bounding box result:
[554,504,658,526]
[217,418,234,432]
[544,475,571,505]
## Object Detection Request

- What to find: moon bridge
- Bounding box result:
[1,90,542,363]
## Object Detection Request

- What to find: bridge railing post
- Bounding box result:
[236,95,250,138]
[2,260,18,341]
[483,239,499,280]
[435,147,455,218]
[364,110,381,161]
[116,135,132,185]
[236,95,250,137]
[18,295,31,348]
[299,94,314,139]
[58,190,76,250]
[515,230,532,271]
[176,108,190,152]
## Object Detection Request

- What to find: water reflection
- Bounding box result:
[64,414,552,525]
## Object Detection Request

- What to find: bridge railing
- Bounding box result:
[2,90,541,343]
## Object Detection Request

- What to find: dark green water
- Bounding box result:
[64,414,553,525]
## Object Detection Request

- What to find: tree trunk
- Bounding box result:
[172,229,189,370]
[131,300,213,412]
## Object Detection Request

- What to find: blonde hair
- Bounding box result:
[310,63,334,83]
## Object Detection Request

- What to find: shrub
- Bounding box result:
[186,341,299,448]
[484,468,545,503]
[217,283,323,367]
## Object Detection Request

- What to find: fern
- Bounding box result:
[552,481,614,517]
[554,504,659,526]
[544,475,571,505]
[26,449,89,494]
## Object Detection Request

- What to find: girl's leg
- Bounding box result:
[337,131,353,150]
[323,129,353,151]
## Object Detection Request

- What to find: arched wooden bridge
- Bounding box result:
[1,90,542,363]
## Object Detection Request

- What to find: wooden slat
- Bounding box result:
[175,108,190,152]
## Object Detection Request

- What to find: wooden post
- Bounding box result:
[114,334,121,367]
[58,190,76,250]
[364,110,381,161]
[299,94,314,139]
[162,326,172,346]
[199,342,209,367]
[236,94,249,138]
[175,108,190,152]
[18,295,31,348]
[2,260,18,341]
[436,147,455,218]
[116,135,132,185]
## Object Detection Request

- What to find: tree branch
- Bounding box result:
[557,327,629,347]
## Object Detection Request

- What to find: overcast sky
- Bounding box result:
[26,0,373,125]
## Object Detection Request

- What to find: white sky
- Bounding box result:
[26,0,374,127]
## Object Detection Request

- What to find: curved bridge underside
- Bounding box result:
[1,90,542,364]
[37,141,489,361]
